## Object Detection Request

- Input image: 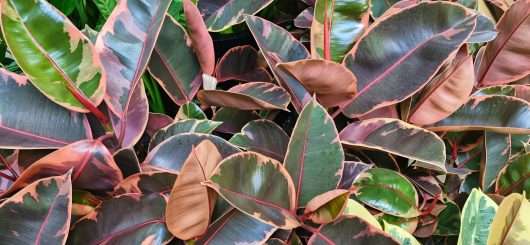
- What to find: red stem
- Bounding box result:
[0,153,17,179]
[65,86,108,124]
[0,171,16,182]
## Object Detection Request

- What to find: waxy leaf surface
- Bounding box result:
[487,193,530,245]
[199,0,274,32]
[458,188,498,245]
[216,45,272,83]
[183,0,215,75]
[113,171,177,195]
[304,189,350,224]
[229,120,289,162]
[497,153,530,198]
[148,119,222,151]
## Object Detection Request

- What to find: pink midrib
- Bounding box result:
[34,182,65,245]
[295,109,312,206]
[71,141,98,181]
[0,124,69,146]
[203,210,238,244]
[152,47,188,101]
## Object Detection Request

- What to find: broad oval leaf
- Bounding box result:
[216,45,272,83]
[468,15,497,43]
[383,221,421,245]
[0,173,72,244]
[0,0,105,112]
[497,153,530,198]
[340,118,446,166]
[342,2,477,118]
[146,112,173,137]
[308,215,399,244]
[3,139,122,197]
[196,209,276,245]
[311,0,368,62]
[148,119,222,151]
[352,168,420,218]
[458,188,498,245]
[477,0,530,86]
[229,119,289,162]
[96,0,170,146]
[245,15,311,112]
[284,98,344,207]
[148,15,202,106]
[113,171,177,196]
[198,82,291,111]
[487,193,530,245]
[166,141,222,240]
[68,193,172,245]
[428,95,530,134]
[408,48,475,125]
[199,0,274,32]
[481,132,510,191]
[176,101,207,120]
[207,152,300,229]
[0,69,91,149]
[371,0,401,19]
[342,199,382,229]
[112,148,141,178]
[213,108,260,134]
[277,59,357,107]
[304,189,350,224]
[434,201,461,236]
[144,133,240,173]
[183,0,215,75]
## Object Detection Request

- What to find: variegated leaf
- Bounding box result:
[229,119,289,162]
[113,171,177,196]
[198,0,274,32]
[487,193,530,245]
[148,119,222,151]
[183,0,215,75]
[458,188,498,245]
[216,45,272,83]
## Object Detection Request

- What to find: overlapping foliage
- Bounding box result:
[0,0,529,244]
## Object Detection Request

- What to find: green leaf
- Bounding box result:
[308,215,399,244]
[93,0,117,19]
[497,153,530,198]
[198,82,291,111]
[341,2,477,117]
[176,101,206,120]
[68,193,172,244]
[343,199,382,230]
[352,168,420,218]
[148,16,202,106]
[198,0,274,32]
[340,118,446,166]
[304,189,350,224]
[207,152,301,229]
[487,193,530,245]
[148,119,222,151]
[144,133,240,173]
[245,15,311,112]
[48,0,77,15]
[429,95,530,134]
[113,171,177,196]
[1,0,106,112]
[229,119,289,162]
[383,221,420,245]
[481,132,510,191]
[196,209,276,244]
[370,0,400,19]
[0,173,72,244]
[311,0,368,62]
[284,98,344,207]
[434,201,460,236]
[458,188,498,245]
[0,69,91,149]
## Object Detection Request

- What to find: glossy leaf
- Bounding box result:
[207,152,300,229]
[3,139,122,197]
[294,7,313,28]
[341,2,477,117]
[96,0,170,145]
[148,15,202,106]
[196,209,276,245]
[229,119,289,162]
[216,45,272,83]
[371,0,401,19]
[245,15,311,112]
[311,0,368,62]
[473,85,530,102]
[434,201,460,236]
[113,171,177,195]
[148,119,222,151]
[198,82,291,111]
[477,0,530,86]
[183,0,215,75]
[458,188,498,245]
[338,161,373,189]
[277,59,357,107]
[304,189,350,224]
[383,221,421,245]
[166,141,222,240]
[176,101,206,120]
[497,153,530,198]
[213,108,260,134]
[284,98,344,207]
[487,193,530,245]
[468,15,497,43]
[199,0,274,32]
[408,48,475,125]
[0,69,91,149]
[352,168,420,218]
[144,133,240,173]
[428,95,530,134]
[112,148,141,178]
[308,215,399,244]
[0,173,72,244]
[146,113,173,137]
[342,199,382,229]
[481,132,510,191]
[68,193,172,245]
[340,118,446,166]
[0,0,105,112]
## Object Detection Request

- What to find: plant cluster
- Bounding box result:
[0,0,529,244]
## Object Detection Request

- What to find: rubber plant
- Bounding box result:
[0,0,529,244]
